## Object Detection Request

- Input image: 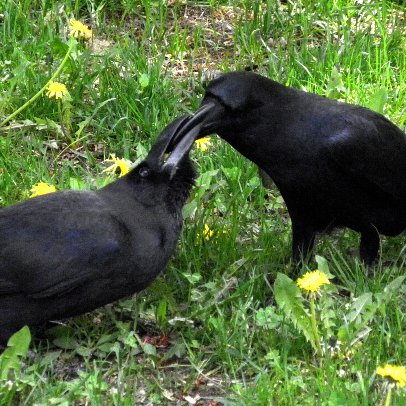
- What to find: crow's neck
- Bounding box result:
[166,157,196,212]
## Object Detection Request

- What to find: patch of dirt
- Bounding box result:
[161,5,241,79]
[91,38,114,55]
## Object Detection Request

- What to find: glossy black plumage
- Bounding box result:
[183,71,406,264]
[0,113,208,344]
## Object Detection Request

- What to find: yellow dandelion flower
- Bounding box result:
[102,154,131,177]
[203,224,214,240]
[297,269,331,293]
[46,81,68,100]
[194,137,212,152]
[30,182,57,198]
[69,19,92,40]
[376,364,406,387]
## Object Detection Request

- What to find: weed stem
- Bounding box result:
[309,293,322,357]
[384,385,392,406]
[0,39,76,128]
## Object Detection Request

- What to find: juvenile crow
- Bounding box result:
[180,71,406,264]
[0,108,211,344]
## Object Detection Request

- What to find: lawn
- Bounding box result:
[0,0,405,404]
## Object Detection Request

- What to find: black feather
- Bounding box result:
[0,117,197,344]
[188,71,406,265]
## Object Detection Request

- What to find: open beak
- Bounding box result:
[161,103,216,178]
[145,115,191,167]
[145,102,217,179]
[168,101,218,148]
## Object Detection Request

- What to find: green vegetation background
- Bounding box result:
[0,0,405,404]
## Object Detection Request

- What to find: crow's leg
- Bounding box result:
[291,220,317,264]
[359,226,380,265]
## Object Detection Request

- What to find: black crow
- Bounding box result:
[0,107,211,344]
[180,71,406,265]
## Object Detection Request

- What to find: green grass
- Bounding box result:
[0,0,405,404]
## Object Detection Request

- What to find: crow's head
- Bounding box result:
[204,71,269,111]
[124,109,211,208]
[171,72,276,144]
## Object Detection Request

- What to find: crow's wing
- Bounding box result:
[0,191,126,299]
[326,111,406,201]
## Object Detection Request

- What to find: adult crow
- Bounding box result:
[0,107,211,345]
[180,71,406,264]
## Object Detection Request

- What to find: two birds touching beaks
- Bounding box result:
[1,71,405,344]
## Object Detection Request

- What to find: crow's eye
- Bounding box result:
[139,167,150,178]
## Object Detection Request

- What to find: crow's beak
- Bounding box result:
[145,115,192,168]
[168,102,218,148]
[146,103,216,179]
[162,103,216,178]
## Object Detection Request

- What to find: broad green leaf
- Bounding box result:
[0,348,19,380]
[375,275,405,308]
[7,326,31,356]
[383,275,405,295]
[0,326,31,380]
[182,272,202,285]
[39,351,62,367]
[344,292,373,324]
[274,273,316,347]
[327,390,351,406]
[53,336,79,350]
[122,332,138,349]
[319,293,337,335]
[142,343,157,356]
[182,198,198,219]
[196,169,219,190]
[222,166,242,182]
[97,343,116,353]
[50,326,79,350]
[255,306,283,329]
[315,255,330,275]
[69,177,85,190]
[97,333,118,346]
[336,325,349,342]
[367,87,388,114]
[47,398,69,406]
[248,175,261,189]
[162,343,186,360]
[325,66,346,99]
[348,327,372,348]
[75,346,92,357]
[139,73,150,88]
